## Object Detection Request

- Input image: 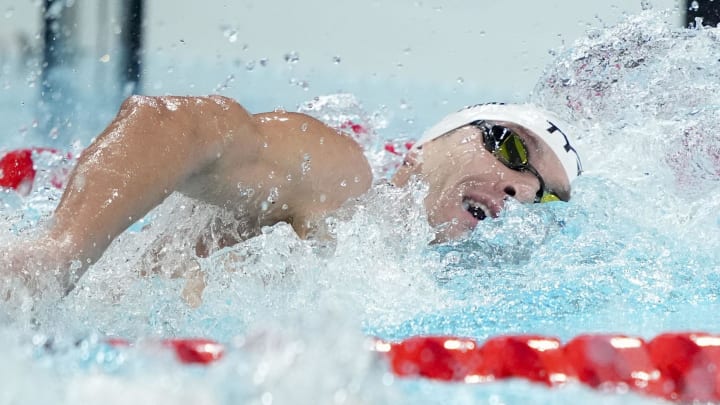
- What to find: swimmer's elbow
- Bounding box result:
[357,160,373,195]
[347,140,373,195]
[118,95,159,115]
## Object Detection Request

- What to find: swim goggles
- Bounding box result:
[472,120,561,203]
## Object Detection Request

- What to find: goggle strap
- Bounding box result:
[523,164,546,203]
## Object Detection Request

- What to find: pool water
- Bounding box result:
[1,8,720,405]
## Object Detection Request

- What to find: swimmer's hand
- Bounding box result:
[0,238,82,299]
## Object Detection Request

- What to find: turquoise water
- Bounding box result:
[1,8,720,405]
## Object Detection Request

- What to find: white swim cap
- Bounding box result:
[415,103,583,184]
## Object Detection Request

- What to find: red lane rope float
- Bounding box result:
[0,149,39,191]
[377,333,720,402]
[336,119,415,157]
[106,338,224,365]
[0,147,70,194]
[114,333,720,402]
[164,338,225,364]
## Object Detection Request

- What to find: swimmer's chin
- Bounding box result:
[429,206,490,244]
[429,221,478,244]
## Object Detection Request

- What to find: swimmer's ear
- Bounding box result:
[391,150,421,187]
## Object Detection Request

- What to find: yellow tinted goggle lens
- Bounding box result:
[539,192,561,203]
[495,130,561,204]
[496,133,528,168]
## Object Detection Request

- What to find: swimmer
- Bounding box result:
[3,96,581,295]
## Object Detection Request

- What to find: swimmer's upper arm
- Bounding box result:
[249,112,373,233]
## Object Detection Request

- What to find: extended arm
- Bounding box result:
[15,94,372,294]
[40,95,258,290]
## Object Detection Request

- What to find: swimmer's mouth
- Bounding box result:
[462,197,488,221]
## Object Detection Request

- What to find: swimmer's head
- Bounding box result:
[392,103,583,242]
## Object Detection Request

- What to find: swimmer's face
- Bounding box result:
[392,122,571,242]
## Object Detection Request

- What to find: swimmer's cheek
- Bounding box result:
[0,240,71,298]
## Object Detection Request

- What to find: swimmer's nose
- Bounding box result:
[497,175,539,203]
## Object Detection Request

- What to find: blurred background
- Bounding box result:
[0,0,707,147]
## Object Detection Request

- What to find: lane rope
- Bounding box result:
[102,333,720,402]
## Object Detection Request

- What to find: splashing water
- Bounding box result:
[1,8,720,405]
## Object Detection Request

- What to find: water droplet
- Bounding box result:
[403,47,412,55]
[281,204,288,210]
[214,74,235,92]
[354,176,360,183]
[691,1,699,11]
[456,77,464,84]
[222,27,238,43]
[442,251,462,265]
[4,7,14,19]
[274,106,286,113]
[399,99,409,110]
[288,77,309,90]
[246,60,256,71]
[99,54,110,63]
[301,153,311,175]
[300,122,308,132]
[267,187,279,203]
[284,51,300,64]
[319,194,327,203]
[259,58,269,67]
[640,1,652,10]
[332,56,341,64]
[260,201,269,211]
[340,180,347,187]
[286,174,292,182]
